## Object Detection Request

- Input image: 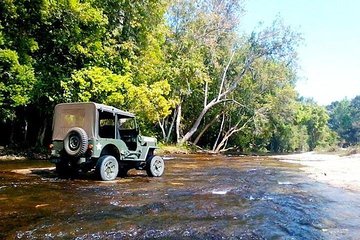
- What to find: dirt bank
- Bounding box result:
[273,152,360,192]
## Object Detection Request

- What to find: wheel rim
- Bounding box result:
[69,134,80,151]
[151,158,164,176]
[104,160,117,179]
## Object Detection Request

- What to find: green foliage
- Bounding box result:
[62,66,174,125]
[349,96,360,143]
[297,102,338,150]
[214,55,300,152]
[0,0,338,151]
[328,96,360,145]
[0,49,36,119]
[62,66,130,103]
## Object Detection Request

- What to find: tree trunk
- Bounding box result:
[212,113,225,151]
[158,119,166,141]
[217,51,235,101]
[180,102,212,144]
[175,104,182,143]
[37,119,47,147]
[221,137,229,152]
[214,130,234,153]
[193,113,221,145]
[166,108,178,142]
[180,54,252,145]
[23,119,28,145]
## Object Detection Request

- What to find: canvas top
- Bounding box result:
[52,102,134,140]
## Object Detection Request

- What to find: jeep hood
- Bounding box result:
[142,136,157,143]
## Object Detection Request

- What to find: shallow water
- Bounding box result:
[1,154,360,239]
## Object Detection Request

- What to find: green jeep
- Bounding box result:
[50,102,164,181]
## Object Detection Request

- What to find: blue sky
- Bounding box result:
[241,0,360,105]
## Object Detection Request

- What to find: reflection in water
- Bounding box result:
[1,154,360,239]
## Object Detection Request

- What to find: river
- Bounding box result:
[1,154,360,239]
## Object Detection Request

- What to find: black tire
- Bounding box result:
[95,155,119,181]
[64,127,88,157]
[55,159,70,176]
[146,155,165,177]
[117,166,129,177]
[55,159,78,177]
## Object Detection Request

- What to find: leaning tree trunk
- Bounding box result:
[180,102,213,144]
[180,54,252,145]
[212,113,225,151]
[193,112,222,145]
[175,104,182,143]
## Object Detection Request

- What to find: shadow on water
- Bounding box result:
[1,155,360,239]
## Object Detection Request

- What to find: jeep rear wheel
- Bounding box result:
[146,155,164,177]
[96,155,119,181]
[64,127,88,157]
[55,160,70,176]
[55,159,78,177]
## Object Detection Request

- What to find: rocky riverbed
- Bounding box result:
[1,154,360,239]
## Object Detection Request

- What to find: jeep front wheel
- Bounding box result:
[118,166,130,177]
[146,155,164,177]
[96,155,119,181]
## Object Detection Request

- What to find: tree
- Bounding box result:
[0,49,36,119]
[327,96,360,145]
[298,101,337,150]
[61,66,173,127]
[161,0,241,143]
[179,19,301,145]
[327,99,352,145]
[349,96,360,143]
[0,0,171,146]
[0,0,339,152]
[210,56,302,153]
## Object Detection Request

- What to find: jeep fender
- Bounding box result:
[143,147,158,160]
[92,139,128,158]
[99,144,120,160]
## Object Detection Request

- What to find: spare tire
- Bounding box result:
[64,127,88,157]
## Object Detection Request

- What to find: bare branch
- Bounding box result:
[212,112,225,151]
[214,115,255,152]
[218,51,235,101]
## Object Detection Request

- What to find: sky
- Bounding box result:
[240,0,360,105]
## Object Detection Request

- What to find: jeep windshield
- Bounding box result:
[119,118,137,130]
